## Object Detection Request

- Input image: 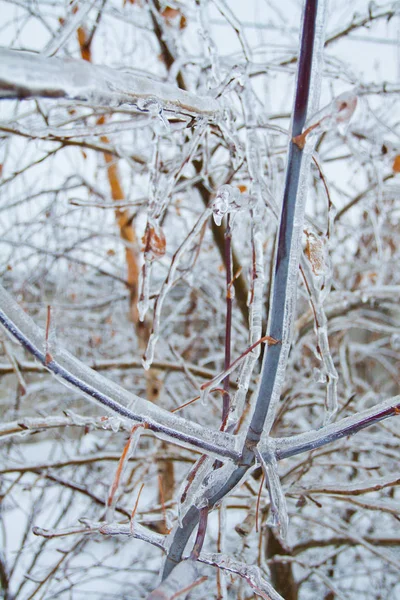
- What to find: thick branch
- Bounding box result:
[274,395,400,460]
[0,284,239,462]
[0,48,219,119]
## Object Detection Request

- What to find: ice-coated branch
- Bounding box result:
[0,411,133,441]
[33,519,166,550]
[246,0,327,445]
[0,48,219,119]
[274,395,400,460]
[198,553,284,600]
[0,284,240,462]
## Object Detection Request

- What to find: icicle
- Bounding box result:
[177,455,213,526]
[218,112,244,170]
[197,0,221,87]
[142,209,210,368]
[138,260,152,323]
[300,247,339,423]
[255,446,288,542]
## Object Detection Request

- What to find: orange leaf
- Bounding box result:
[237,184,247,193]
[392,155,400,173]
[162,7,180,20]
[161,6,187,28]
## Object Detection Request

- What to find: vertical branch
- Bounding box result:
[246,0,326,445]
[190,506,209,560]
[222,215,233,426]
[161,0,328,585]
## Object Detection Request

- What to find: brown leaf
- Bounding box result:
[161,6,187,28]
[305,232,325,276]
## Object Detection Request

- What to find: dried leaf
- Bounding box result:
[305,232,325,276]
[161,6,187,28]
[142,222,166,259]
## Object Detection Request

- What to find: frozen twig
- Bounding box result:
[106,424,145,521]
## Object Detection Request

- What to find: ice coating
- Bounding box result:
[177,455,213,526]
[260,0,329,437]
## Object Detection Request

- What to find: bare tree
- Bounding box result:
[0,1,399,599]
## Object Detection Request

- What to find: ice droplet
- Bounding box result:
[200,386,209,406]
[211,184,256,226]
[136,97,170,132]
[391,334,400,350]
[313,367,327,384]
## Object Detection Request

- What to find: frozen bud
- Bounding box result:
[211,184,256,226]
[313,367,327,384]
[212,185,238,225]
[333,91,358,124]
[136,97,169,132]
[316,90,358,132]
[391,334,400,350]
[294,90,358,149]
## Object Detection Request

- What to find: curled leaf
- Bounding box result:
[142,220,166,259]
